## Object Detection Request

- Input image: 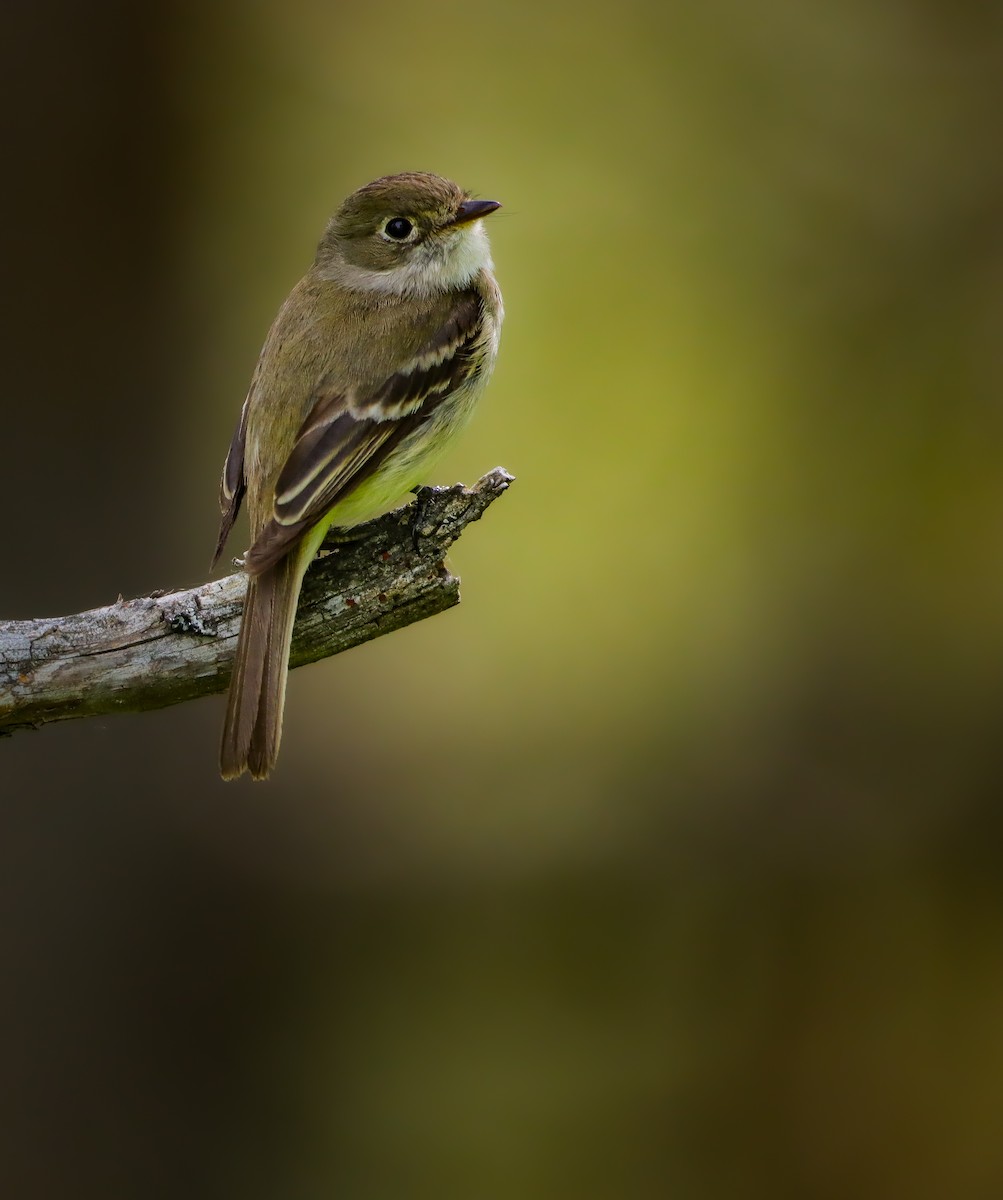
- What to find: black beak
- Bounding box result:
[450,199,502,227]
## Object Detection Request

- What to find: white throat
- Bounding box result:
[323,222,494,298]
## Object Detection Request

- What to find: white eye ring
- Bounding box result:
[380,216,418,243]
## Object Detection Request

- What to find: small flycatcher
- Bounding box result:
[213,172,503,780]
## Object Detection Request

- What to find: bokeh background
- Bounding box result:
[3,1,1003,1196]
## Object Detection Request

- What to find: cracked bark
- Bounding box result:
[0,468,513,736]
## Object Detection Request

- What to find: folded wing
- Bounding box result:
[211,396,249,569]
[242,289,486,576]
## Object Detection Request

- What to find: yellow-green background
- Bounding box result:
[3,2,1003,1196]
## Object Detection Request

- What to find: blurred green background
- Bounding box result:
[3,1,1003,1196]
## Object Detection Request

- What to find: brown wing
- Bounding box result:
[211,396,249,569]
[242,291,485,576]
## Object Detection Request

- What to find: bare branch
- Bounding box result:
[0,469,514,736]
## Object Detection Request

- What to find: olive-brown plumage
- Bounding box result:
[215,173,503,780]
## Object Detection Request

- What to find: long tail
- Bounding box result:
[219,551,305,781]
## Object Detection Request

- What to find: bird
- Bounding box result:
[212,172,503,780]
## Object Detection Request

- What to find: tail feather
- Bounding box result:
[220,554,303,781]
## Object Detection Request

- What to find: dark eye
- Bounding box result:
[384,217,414,240]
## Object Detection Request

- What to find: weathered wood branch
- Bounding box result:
[0,468,513,736]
